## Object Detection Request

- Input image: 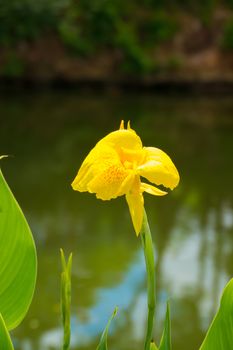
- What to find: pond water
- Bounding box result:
[0,91,233,350]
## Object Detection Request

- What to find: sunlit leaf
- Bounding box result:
[60,249,72,350]
[150,342,159,350]
[96,307,118,350]
[0,169,37,330]
[200,278,233,350]
[0,314,14,350]
[0,156,8,161]
[159,301,171,350]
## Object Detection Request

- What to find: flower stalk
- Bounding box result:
[140,209,156,350]
[60,249,72,350]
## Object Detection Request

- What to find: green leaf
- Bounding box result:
[200,278,233,350]
[159,301,171,350]
[150,342,159,350]
[96,307,118,350]
[0,314,14,350]
[60,249,72,350]
[0,169,37,330]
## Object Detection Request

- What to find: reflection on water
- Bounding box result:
[0,92,233,350]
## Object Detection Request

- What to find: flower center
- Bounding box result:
[123,160,135,170]
[119,147,145,171]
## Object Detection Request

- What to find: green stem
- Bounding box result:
[140,209,156,350]
[60,250,72,350]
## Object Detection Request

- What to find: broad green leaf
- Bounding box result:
[199,278,233,350]
[0,169,37,330]
[159,302,171,350]
[0,314,14,350]
[96,307,118,350]
[60,249,72,350]
[150,342,159,350]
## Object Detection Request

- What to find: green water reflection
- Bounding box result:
[0,92,233,350]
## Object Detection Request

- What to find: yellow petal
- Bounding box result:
[140,182,167,196]
[72,143,117,192]
[99,128,143,152]
[137,147,179,190]
[88,166,134,200]
[71,122,144,200]
[72,142,135,200]
[125,177,144,235]
[93,127,144,172]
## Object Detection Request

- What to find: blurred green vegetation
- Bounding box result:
[222,17,233,49]
[0,52,25,77]
[0,0,67,45]
[0,0,233,76]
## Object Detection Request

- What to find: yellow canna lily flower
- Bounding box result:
[72,121,179,235]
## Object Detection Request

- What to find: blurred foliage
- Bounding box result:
[139,12,178,47]
[222,17,233,50]
[58,0,154,72]
[0,0,233,74]
[1,52,25,78]
[0,0,69,45]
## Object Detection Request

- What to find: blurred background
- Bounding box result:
[1,0,233,85]
[0,1,233,350]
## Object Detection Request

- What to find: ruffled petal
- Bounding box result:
[137,147,180,190]
[126,177,144,235]
[88,167,134,200]
[72,124,144,200]
[72,144,119,191]
[72,142,135,200]
[140,182,167,196]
